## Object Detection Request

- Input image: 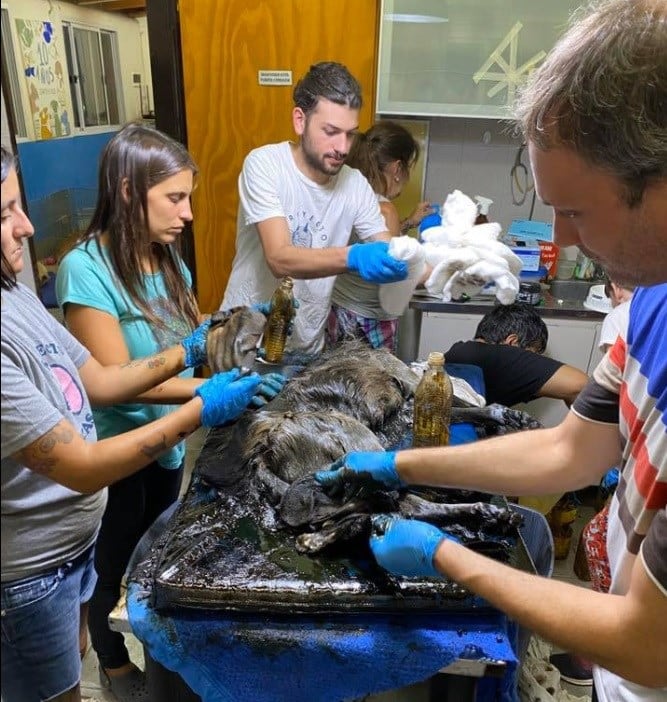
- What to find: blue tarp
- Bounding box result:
[128,581,518,702]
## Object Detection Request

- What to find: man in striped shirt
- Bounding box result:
[314,2,666,700]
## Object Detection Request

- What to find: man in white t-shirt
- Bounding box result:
[599,278,635,352]
[220,62,407,357]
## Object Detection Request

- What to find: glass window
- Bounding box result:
[62,22,123,129]
[1,8,28,138]
[377,0,582,118]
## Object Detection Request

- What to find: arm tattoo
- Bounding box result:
[20,423,75,476]
[121,355,167,370]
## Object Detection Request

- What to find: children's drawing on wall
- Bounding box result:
[15,19,71,140]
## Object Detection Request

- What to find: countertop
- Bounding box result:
[409,290,606,320]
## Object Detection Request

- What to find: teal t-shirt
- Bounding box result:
[55,240,194,469]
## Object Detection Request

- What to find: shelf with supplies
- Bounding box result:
[376,0,582,118]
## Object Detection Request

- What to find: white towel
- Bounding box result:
[379,236,426,315]
[421,189,520,304]
[439,189,477,235]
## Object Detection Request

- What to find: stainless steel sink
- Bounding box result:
[547,279,603,302]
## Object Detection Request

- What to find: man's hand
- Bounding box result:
[347,241,408,283]
[194,369,261,427]
[313,451,404,496]
[181,318,212,368]
[370,516,460,579]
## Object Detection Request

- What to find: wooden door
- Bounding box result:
[179,0,380,313]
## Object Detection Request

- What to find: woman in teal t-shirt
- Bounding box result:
[56,123,205,699]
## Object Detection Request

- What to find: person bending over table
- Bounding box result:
[443,302,588,409]
[316,2,667,700]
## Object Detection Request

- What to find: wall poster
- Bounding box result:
[15,19,71,140]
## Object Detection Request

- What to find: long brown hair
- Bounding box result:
[76,123,200,330]
[347,121,419,197]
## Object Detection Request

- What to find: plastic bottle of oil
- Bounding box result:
[263,277,295,363]
[412,351,454,447]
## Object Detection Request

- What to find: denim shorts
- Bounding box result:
[1,544,97,702]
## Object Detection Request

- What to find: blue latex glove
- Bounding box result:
[347,241,408,284]
[314,451,404,497]
[601,467,619,493]
[194,369,262,427]
[370,516,460,579]
[181,318,212,368]
[250,372,287,408]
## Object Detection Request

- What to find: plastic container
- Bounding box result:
[538,241,560,280]
[511,246,541,272]
[412,351,453,448]
[573,251,597,280]
[263,277,295,363]
[517,281,541,305]
[520,266,548,283]
[555,258,576,280]
[583,284,612,314]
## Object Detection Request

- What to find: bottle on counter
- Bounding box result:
[412,351,454,448]
[263,277,295,363]
[517,280,542,305]
[573,251,596,280]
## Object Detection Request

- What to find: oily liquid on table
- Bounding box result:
[412,351,453,447]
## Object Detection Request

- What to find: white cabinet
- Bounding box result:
[417,310,601,427]
[377,0,581,118]
[514,318,599,428]
[587,323,605,375]
[418,311,482,358]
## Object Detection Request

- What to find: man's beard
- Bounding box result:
[302,133,345,177]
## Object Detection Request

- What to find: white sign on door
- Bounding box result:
[258,70,293,86]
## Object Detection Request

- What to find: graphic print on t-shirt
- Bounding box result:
[288,209,325,248]
[49,363,85,414]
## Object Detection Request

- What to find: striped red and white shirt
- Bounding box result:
[572,283,667,701]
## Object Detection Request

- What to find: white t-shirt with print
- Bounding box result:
[220,141,387,356]
[599,299,631,351]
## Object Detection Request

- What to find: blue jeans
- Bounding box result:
[89,460,183,670]
[1,544,97,702]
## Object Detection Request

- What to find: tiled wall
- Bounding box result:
[424,116,556,241]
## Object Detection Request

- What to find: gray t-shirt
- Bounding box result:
[1,283,106,582]
[330,195,395,320]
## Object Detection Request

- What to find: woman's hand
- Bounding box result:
[401,201,431,232]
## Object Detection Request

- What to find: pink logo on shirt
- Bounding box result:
[50,364,85,414]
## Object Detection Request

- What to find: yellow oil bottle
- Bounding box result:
[412,351,453,447]
[263,277,295,363]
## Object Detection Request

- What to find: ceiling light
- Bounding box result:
[384,13,448,23]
